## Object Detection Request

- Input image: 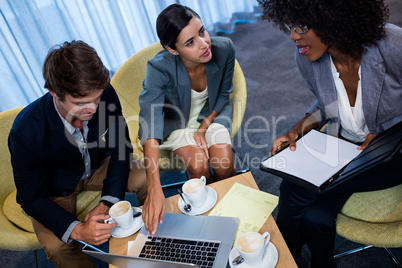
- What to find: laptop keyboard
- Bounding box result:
[138,236,221,268]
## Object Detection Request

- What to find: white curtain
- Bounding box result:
[0,0,257,112]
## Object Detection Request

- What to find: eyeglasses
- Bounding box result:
[283,22,310,34]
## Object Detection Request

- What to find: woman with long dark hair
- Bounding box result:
[139,4,237,235]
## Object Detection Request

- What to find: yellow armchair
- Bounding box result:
[0,107,39,252]
[335,183,402,266]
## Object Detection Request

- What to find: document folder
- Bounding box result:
[260,121,402,193]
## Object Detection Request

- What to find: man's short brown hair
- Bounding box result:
[43,40,110,100]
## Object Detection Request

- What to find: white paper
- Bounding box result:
[261,130,361,187]
[209,183,278,243]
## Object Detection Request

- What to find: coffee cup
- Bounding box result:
[105,200,134,230]
[236,231,270,266]
[182,176,207,208]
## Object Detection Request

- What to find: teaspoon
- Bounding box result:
[232,255,244,266]
[133,211,142,218]
[177,189,192,213]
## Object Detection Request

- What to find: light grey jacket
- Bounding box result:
[138,37,235,145]
[296,24,402,137]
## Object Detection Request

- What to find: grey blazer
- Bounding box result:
[296,24,402,137]
[138,37,235,145]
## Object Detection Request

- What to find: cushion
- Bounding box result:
[3,190,34,232]
[76,192,101,222]
[3,190,102,233]
[336,214,402,247]
[76,191,102,216]
[339,183,402,223]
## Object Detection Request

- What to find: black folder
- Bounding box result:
[260,121,402,193]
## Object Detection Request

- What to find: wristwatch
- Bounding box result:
[100,200,114,208]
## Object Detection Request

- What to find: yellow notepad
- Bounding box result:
[209,183,279,242]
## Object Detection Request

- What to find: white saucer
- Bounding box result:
[110,207,144,238]
[228,242,278,268]
[178,186,217,215]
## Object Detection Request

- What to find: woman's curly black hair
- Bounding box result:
[257,0,389,58]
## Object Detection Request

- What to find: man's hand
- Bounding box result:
[142,186,165,237]
[357,133,378,150]
[70,214,117,245]
[84,202,109,222]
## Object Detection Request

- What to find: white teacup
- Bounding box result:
[105,200,134,230]
[182,176,207,208]
[236,231,270,266]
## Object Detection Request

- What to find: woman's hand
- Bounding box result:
[357,133,378,150]
[142,186,165,237]
[194,129,209,158]
[271,113,319,155]
[195,110,219,159]
[142,138,165,236]
[271,131,299,155]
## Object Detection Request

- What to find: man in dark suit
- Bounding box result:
[8,40,147,267]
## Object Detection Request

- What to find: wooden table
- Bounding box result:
[109,172,296,267]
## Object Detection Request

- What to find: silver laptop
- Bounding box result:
[84,213,239,268]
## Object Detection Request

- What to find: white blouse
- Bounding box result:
[187,87,209,129]
[330,56,370,143]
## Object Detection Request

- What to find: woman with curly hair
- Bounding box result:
[258,0,402,267]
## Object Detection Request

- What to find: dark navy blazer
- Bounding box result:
[8,85,132,240]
